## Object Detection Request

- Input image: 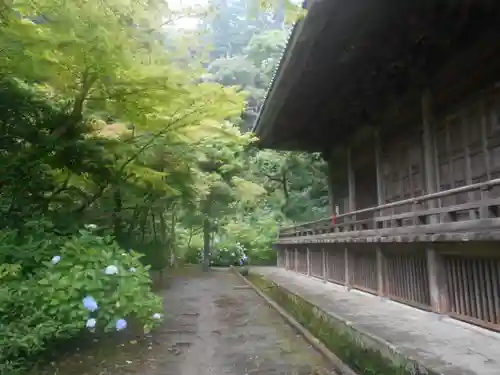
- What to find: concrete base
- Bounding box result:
[251,267,500,375]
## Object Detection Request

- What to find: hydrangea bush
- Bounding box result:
[0,229,164,373]
[211,242,247,266]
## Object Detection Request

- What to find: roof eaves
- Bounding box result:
[251,0,309,136]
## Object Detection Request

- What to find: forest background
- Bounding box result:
[0,0,328,373]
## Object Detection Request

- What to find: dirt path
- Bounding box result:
[38,268,335,375]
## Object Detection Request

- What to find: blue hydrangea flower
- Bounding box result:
[116,318,127,331]
[51,255,61,264]
[82,296,98,312]
[104,265,118,275]
[86,318,96,329]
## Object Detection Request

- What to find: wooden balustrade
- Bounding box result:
[297,248,308,274]
[326,246,346,284]
[276,243,500,331]
[349,249,378,294]
[288,248,295,271]
[310,248,323,279]
[384,251,431,309]
[279,178,500,243]
[274,180,500,332]
[445,255,500,329]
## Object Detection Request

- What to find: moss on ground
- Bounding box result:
[246,274,425,375]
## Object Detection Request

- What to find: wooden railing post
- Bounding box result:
[344,247,351,290]
[427,247,449,314]
[480,186,491,219]
[376,247,385,297]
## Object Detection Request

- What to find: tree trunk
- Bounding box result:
[202,217,210,271]
[140,206,150,243]
[170,207,177,267]
[151,212,157,242]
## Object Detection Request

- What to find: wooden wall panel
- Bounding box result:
[485,94,500,198]
[332,89,500,217]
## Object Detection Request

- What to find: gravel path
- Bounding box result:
[38,268,335,375]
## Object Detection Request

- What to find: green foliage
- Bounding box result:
[0,229,162,373]
[0,0,326,371]
[211,243,246,267]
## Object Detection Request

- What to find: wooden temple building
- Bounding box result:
[254,0,500,331]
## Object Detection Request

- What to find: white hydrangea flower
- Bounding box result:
[152,313,162,320]
[115,318,127,331]
[104,265,118,275]
[86,318,96,329]
[51,255,61,264]
[82,296,98,312]
[129,267,136,273]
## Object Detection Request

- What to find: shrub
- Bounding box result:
[0,230,164,373]
[211,243,246,266]
[183,245,203,264]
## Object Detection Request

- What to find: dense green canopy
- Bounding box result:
[0,0,326,372]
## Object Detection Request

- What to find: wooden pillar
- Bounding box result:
[422,90,438,223]
[294,247,298,273]
[326,155,336,216]
[427,247,449,314]
[374,130,385,207]
[344,247,351,290]
[374,133,386,297]
[322,248,327,283]
[306,247,311,276]
[376,247,385,297]
[480,101,491,180]
[422,90,449,313]
[461,117,476,219]
[347,147,356,212]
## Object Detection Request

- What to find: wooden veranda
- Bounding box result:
[256,0,500,332]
